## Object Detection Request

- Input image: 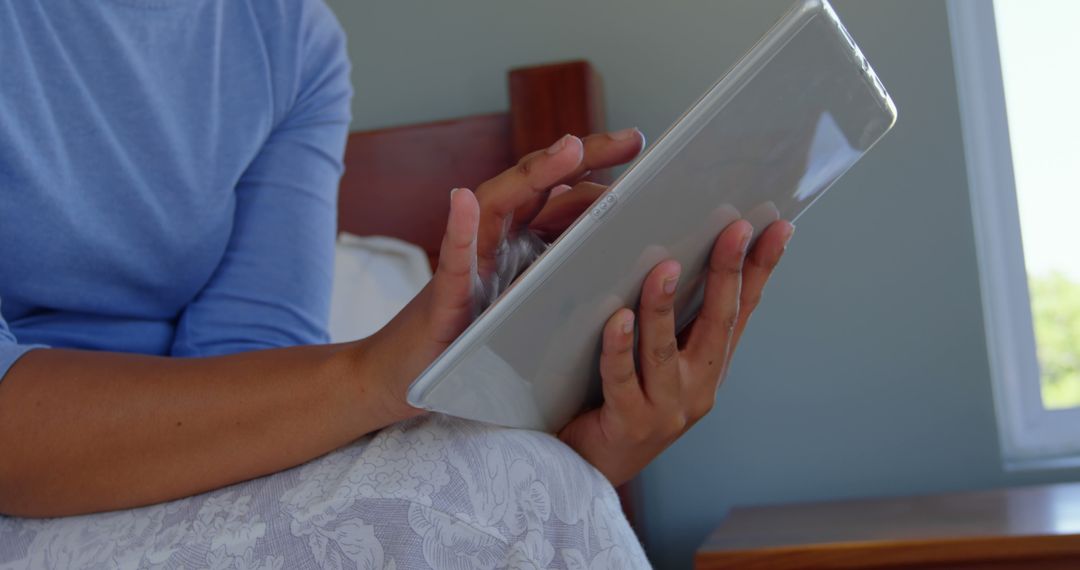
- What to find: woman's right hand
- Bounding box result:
[356,131,645,423]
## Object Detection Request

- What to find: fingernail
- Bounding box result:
[621,313,635,335]
[550,184,572,198]
[609,127,640,141]
[546,134,570,155]
[450,187,460,198]
[782,224,796,248]
[739,228,752,254]
[663,273,679,295]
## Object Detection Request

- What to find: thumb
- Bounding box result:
[427,188,480,344]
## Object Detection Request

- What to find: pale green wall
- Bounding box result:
[325,0,1080,567]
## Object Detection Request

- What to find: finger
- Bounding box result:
[599,308,645,413]
[637,259,682,405]
[683,220,753,373]
[474,135,585,274]
[474,129,645,273]
[509,129,644,228]
[508,135,630,228]
[574,128,645,181]
[730,220,794,349]
[428,188,480,343]
[529,181,607,241]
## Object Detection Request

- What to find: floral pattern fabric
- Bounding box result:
[0,415,650,569]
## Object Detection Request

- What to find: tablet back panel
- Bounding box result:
[408,0,897,431]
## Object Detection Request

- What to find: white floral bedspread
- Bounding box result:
[0,414,650,569]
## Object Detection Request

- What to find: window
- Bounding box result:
[948,0,1080,467]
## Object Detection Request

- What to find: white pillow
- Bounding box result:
[328,233,432,343]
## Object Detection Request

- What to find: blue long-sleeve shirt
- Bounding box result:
[0,0,352,380]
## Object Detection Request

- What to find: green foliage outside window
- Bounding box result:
[1030,272,1080,410]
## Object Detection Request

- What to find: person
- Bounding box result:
[0,0,792,567]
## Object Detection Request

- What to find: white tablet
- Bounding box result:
[407,0,897,432]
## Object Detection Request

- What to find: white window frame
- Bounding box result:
[947,0,1080,468]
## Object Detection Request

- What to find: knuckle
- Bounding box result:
[515,161,532,180]
[473,183,500,208]
[624,422,652,444]
[441,229,473,253]
[755,250,777,269]
[689,396,716,421]
[746,251,764,268]
[515,155,535,179]
[662,412,688,438]
[473,180,491,198]
[748,250,777,271]
[721,310,739,333]
[649,340,679,365]
[435,253,471,280]
[770,248,785,267]
[652,302,675,317]
[608,365,637,386]
[743,291,763,312]
[606,342,634,358]
[436,261,470,281]
[476,192,511,219]
[710,257,743,278]
[581,132,605,145]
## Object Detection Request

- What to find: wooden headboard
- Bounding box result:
[337,60,605,267]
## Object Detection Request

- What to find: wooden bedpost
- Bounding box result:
[508,60,606,161]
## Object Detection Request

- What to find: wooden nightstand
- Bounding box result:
[696,482,1080,569]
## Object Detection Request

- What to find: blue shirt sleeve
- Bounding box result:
[0,297,45,381]
[171,1,353,357]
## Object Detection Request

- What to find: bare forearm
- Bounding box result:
[0,132,652,519]
[0,341,413,517]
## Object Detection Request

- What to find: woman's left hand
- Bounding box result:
[558,218,794,486]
